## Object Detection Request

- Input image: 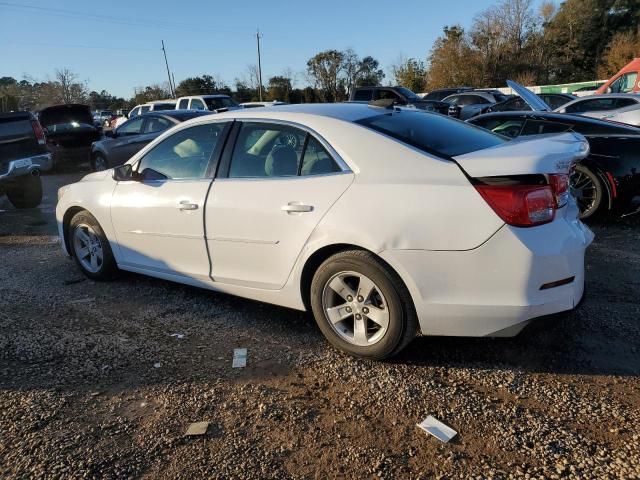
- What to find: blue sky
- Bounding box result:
[1,0,544,98]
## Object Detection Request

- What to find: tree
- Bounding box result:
[175,74,226,96]
[267,76,292,102]
[54,68,88,104]
[132,84,171,105]
[597,30,640,78]
[306,50,346,102]
[392,57,428,92]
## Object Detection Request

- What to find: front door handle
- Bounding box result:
[178,200,199,211]
[281,202,314,213]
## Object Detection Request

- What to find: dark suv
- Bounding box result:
[0,112,52,208]
[349,86,450,114]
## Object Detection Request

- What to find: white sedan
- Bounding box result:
[56,104,593,359]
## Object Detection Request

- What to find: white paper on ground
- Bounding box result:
[232,348,247,368]
[416,415,457,442]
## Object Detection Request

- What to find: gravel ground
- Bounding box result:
[1,171,639,479]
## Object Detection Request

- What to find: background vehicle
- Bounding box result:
[554,94,640,126]
[93,110,113,127]
[241,101,288,108]
[421,87,473,101]
[473,89,513,102]
[485,93,575,113]
[573,84,605,97]
[0,111,52,208]
[349,86,449,114]
[468,111,640,219]
[57,103,590,360]
[114,100,178,128]
[444,91,500,120]
[175,95,239,112]
[39,104,101,167]
[596,58,640,94]
[90,110,210,171]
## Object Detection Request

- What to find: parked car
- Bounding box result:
[444,91,501,120]
[554,94,640,126]
[422,87,473,101]
[349,86,450,114]
[90,110,211,171]
[573,84,605,97]
[175,95,240,112]
[485,93,576,113]
[93,110,113,127]
[115,100,179,128]
[596,58,640,94]
[241,101,288,108]
[39,104,101,167]
[468,83,640,219]
[473,89,513,102]
[57,103,592,359]
[0,111,52,208]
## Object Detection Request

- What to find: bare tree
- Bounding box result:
[55,68,88,104]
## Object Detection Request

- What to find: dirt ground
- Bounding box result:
[1,170,639,479]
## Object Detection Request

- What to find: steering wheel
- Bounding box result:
[276,132,298,149]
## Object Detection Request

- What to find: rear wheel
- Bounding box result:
[570,165,606,219]
[6,173,43,209]
[310,250,417,360]
[69,211,118,280]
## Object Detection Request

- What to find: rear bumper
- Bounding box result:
[379,212,593,337]
[0,153,53,180]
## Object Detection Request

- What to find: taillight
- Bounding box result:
[549,174,569,208]
[475,184,555,227]
[31,120,46,145]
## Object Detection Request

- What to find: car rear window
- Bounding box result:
[356,111,505,158]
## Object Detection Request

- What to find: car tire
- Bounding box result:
[92,153,109,172]
[69,210,118,281]
[6,173,43,209]
[571,165,606,219]
[310,250,417,360]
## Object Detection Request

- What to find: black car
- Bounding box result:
[484,93,576,114]
[422,87,474,101]
[349,86,450,114]
[39,104,101,167]
[90,110,211,171]
[468,111,640,219]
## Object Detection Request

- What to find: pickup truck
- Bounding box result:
[348,86,450,114]
[0,112,52,208]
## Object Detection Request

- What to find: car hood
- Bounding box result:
[80,170,112,182]
[507,80,551,112]
[453,132,589,177]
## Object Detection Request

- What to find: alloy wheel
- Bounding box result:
[73,223,104,273]
[321,271,390,346]
[570,168,598,217]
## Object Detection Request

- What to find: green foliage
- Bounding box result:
[393,58,428,92]
[176,75,229,97]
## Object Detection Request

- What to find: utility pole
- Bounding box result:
[256,29,263,101]
[161,40,175,98]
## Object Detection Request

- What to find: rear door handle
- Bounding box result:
[281,202,313,213]
[178,200,199,211]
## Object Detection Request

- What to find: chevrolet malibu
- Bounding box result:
[56,104,593,359]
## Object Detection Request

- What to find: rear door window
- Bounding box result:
[357,111,505,157]
[376,90,402,102]
[143,117,173,134]
[178,99,189,109]
[117,117,145,136]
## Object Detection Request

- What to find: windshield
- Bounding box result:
[356,111,505,158]
[395,87,420,101]
[205,97,239,110]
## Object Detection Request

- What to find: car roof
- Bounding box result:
[179,94,230,99]
[570,93,640,100]
[206,102,393,123]
[443,91,496,101]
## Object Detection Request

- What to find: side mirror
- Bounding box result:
[606,87,612,94]
[112,164,135,181]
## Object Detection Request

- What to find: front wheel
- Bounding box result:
[310,250,417,360]
[92,153,109,172]
[69,211,118,280]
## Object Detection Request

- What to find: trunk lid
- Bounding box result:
[39,104,99,147]
[506,80,552,112]
[453,132,589,177]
